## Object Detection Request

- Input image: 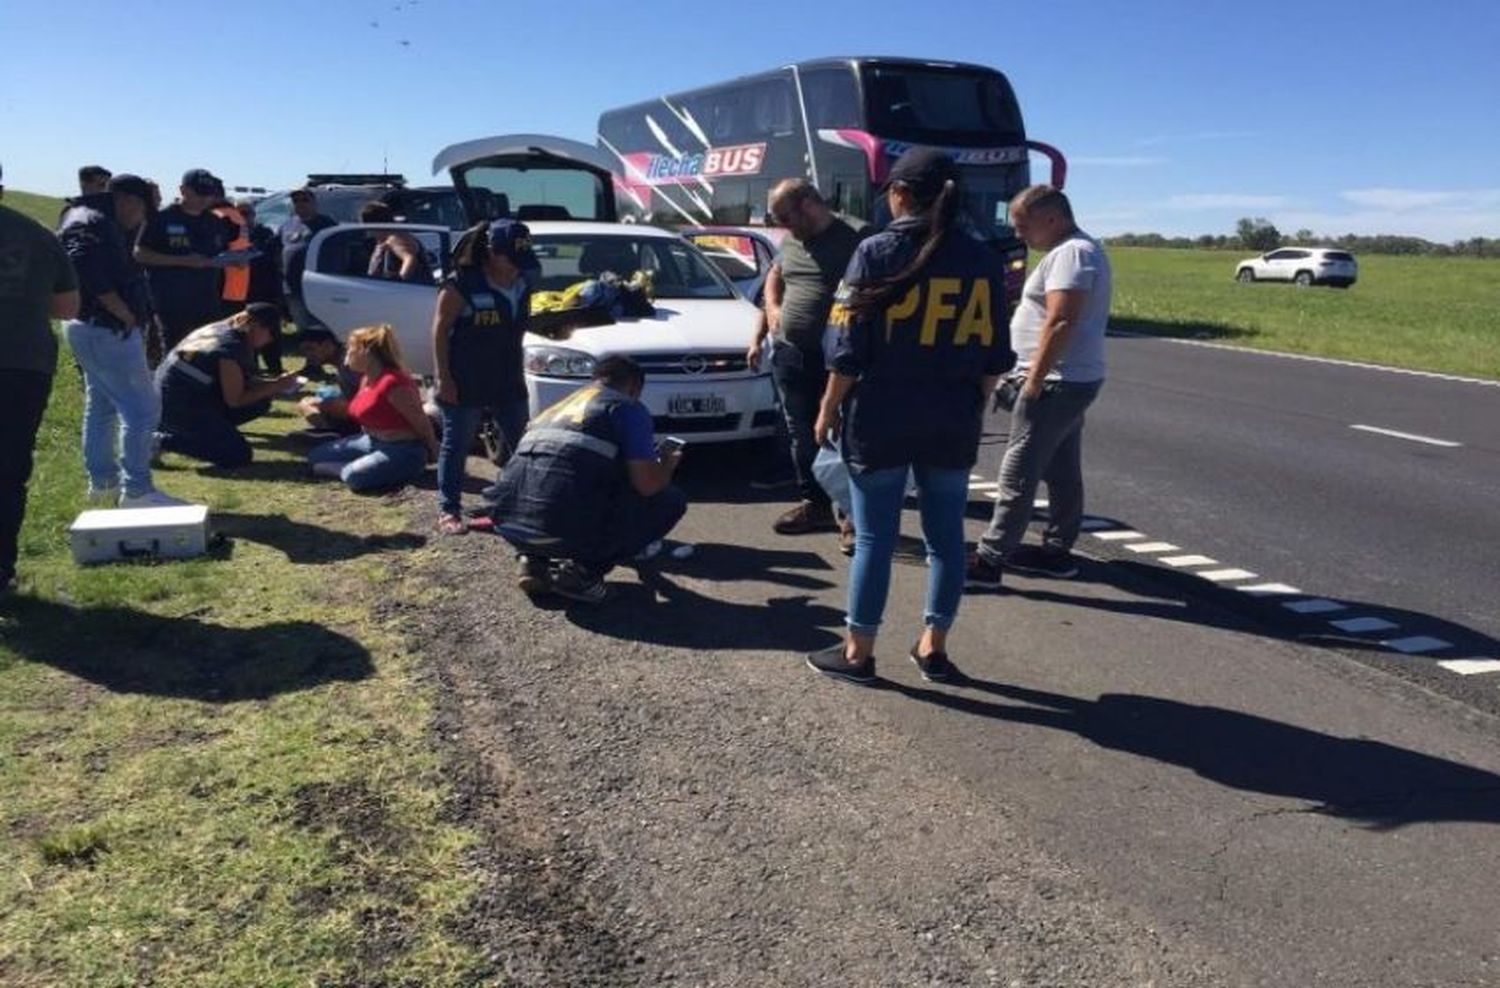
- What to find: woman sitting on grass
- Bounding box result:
[307,325,438,493]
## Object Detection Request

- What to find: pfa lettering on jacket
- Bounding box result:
[884,278,995,347]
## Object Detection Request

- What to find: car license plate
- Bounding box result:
[667,394,726,416]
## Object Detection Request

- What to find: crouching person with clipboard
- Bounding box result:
[489,356,686,605]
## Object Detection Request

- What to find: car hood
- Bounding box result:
[525,297,759,355]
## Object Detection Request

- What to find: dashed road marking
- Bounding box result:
[1197,568,1258,582]
[1092,530,1147,541]
[1238,583,1302,595]
[1349,424,1463,448]
[1125,541,1180,553]
[1330,616,1400,634]
[1160,554,1217,567]
[1283,599,1347,614]
[1384,636,1453,654]
[1437,658,1500,675]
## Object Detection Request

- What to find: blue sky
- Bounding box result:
[3,0,1496,241]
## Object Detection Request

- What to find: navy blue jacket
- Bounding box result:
[444,266,530,407]
[56,193,152,332]
[831,215,1015,473]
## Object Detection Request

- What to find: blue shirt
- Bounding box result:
[609,400,658,461]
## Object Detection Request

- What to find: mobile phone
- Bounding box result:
[658,435,687,456]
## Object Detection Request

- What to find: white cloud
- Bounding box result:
[1164,194,1290,211]
[1069,155,1169,167]
[1134,129,1261,148]
[1339,187,1500,212]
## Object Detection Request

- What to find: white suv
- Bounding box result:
[1235,248,1357,288]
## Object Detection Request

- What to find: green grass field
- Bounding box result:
[1109,247,1500,380]
[4,189,67,226]
[1,191,490,985]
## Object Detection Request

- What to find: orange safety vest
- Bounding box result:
[214,205,251,303]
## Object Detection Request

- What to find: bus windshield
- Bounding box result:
[860,64,1024,147]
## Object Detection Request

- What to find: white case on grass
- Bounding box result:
[68,505,210,565]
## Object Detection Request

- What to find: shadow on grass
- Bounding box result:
[0,596,373,701]
[214,511,426,564]
[1109,316,1258,341]
[883,676,1500,830]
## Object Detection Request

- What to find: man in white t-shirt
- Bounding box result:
[967,185,1111,588]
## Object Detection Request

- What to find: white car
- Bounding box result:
[302,223,776,445]
[1235,247,1357,288]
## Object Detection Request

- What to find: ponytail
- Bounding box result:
[847,178,960,316]
[451,221,490,270]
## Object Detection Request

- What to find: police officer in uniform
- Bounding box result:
[431,219,536,535]
[134,169,234,358]
[491,356,686,605]
[806,147,1015,684]
[154,303,298,468]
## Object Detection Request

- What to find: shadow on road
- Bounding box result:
[564,552,843,653]
[214,511,426,564]
[884,676,1500,830]
[1007,556,1500,662]
[0,596,374,702]
[1108,317,1257,342]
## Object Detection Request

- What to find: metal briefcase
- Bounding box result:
[68,505,211,565]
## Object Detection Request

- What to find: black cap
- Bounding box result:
[243,302,283,331]
[181,168,219,194]
[883,147,960,200]
[107,173,155,203]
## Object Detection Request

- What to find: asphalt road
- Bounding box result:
[967,335,1500,706]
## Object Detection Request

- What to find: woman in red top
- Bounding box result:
[307,324,438,491]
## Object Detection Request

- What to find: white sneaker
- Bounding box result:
[119,490,190,509]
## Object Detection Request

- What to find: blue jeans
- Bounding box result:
[847,464,970,635]
[64,321,161,497]
[309,434,427,492]
[436,397,528,516]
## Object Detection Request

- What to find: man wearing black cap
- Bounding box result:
[277,187,337,336]
[58,173,186,508]
[135,168,234,356]
[0,162,79,592]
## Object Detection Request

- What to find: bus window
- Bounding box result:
[860,65,1024,146]
[799,65,862,130]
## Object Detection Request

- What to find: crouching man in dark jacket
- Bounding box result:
[492,356,685,605]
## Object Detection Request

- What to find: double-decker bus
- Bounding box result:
[597,56,1066,304]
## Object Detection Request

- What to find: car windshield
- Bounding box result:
[531,234,736,300]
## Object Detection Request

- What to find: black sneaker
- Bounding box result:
[1005,545,1080,579]
[909,646,956,683]
[550,560,607,605]
[963,551,1004,591]
[805,644,876,684]
[516,555,552,596]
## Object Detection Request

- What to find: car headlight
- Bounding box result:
[524,346,596,378]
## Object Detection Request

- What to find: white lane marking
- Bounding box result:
[1160,554,1217,567]
[1197,568,1258,582]
[1383,636,1452,654]
[1349,424,1462,448]
[1092,530,1146,541]
[1034,498,1049,508]
[969,474,986,482]
[1330,616,1400,633]
[1437,658,1500,675]
[1283,599,1347,614]
[1111,331,1500,388]
[986,492,1001,500]
[968,481,999,490]
[1079,518,1113,531]
[1125,541,1180,553]
[1238,583,1302,595]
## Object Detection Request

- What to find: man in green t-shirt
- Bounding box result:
[0,164,80,592]
[746,179,867,543]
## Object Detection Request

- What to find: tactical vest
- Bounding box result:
[494,384,634,557]
[447,266,526,406]
[158,323,245,410]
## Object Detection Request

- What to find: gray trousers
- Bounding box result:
[978,378,1103,561]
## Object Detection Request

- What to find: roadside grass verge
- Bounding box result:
[0,360,488,986]
[4,189,66,226]
[1111,247,1500,380]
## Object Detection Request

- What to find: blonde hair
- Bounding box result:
[346,324,407,373]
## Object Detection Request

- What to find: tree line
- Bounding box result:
[1104,217,1499,258]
